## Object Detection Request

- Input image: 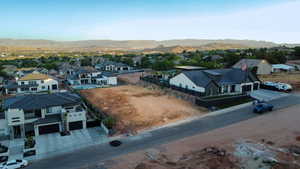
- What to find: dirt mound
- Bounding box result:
[134,147,239,169]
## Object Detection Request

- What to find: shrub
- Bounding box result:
[103,116,116,129]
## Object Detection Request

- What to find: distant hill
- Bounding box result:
[0,39,280,51]
[141,43,250,54]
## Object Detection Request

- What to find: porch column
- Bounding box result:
[34,126,39,137]
[59,123,63,132]
[10,126,14,140]
[83,120,87,129]
[21,124,25,138]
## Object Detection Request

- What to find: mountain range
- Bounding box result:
[0,39,298,53]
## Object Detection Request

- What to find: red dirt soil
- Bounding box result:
[80,85,206,134]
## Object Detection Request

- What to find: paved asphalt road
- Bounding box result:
[27,94,300,169]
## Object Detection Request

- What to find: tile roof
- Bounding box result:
[19,73,51,81]
[3,92,82,111]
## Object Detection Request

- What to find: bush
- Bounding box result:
[0,144,8,153]
[0,156,8,163]
[24,136,35,149]
[103,117,116,129]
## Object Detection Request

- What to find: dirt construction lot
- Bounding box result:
[80,85,206,133]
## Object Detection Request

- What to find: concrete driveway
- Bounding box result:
[35,127,108,160]
[250,89,289,101]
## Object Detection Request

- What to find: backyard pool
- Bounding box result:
[72,85,100,90]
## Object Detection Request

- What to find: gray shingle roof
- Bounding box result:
[183,71,213,87]
[182,68,258,87]
[3,92,82,111]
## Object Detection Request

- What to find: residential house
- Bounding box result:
[203,55,223,61]
[48,69,58,76]
[2,65,17,77]
[58,62,76,76]
[132,56,143,66]
[95,61,132,72]
[4,73,59,95]
[169,68,260,96]
[67,67,117,86]
[233,59,272,75]
[1,92,87,139]
[15,67,48,78]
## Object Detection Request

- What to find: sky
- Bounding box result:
[0,0,299,43]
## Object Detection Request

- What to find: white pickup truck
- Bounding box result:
[263,81,293,92]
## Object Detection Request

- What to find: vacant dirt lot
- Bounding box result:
[259,72,300,90]
[117,72,152,84]
[80,85,206,133]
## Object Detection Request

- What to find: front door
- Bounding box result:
[13,126,21,139]
[230,85,235,93]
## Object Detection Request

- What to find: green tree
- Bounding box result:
[294,47,300,59]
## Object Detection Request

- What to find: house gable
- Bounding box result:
[170,73,205,93]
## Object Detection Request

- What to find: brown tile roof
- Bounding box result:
[19,73,51,81]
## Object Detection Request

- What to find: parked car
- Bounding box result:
[253,103,274,114]
[0,159,28,169]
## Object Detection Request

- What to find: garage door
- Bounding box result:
[87,120,100,128]
[69,121,83,130]
[38,124,60,135]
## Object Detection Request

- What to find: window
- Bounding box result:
[223,85,228,93]
[21,81,25,85]
[41,86,45,89]
[52,84,58,90]
[31,88,37,91]
[21,88,29,91]
[29,81,37,85]
[41,80,44,83]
